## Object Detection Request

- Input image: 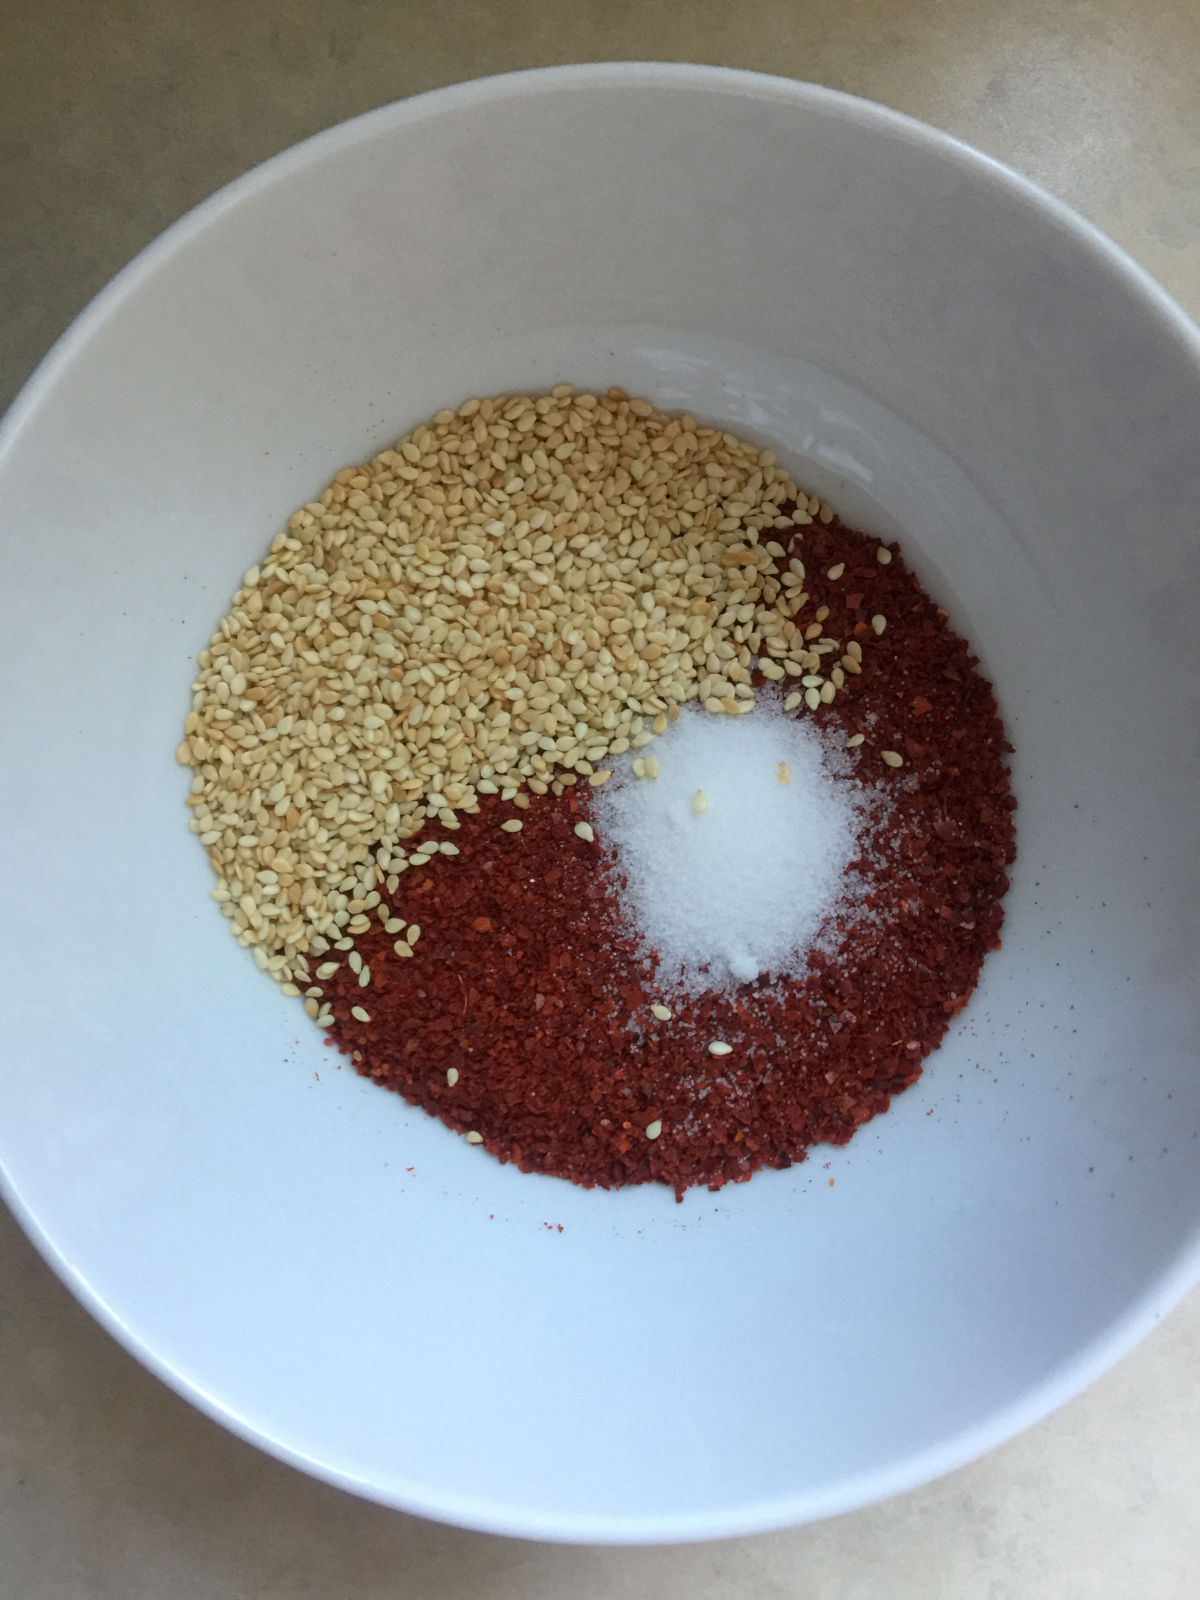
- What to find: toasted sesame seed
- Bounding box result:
[777,761,791,785]
[351,1005,371,1023]
[645,1120,663,1141]
[708,1040,733,1056]
[574,821,595,843]
[651,1003,673,1021]
[179,388,822,990]
[881,749,905,768]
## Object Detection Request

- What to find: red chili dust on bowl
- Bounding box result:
[319,513,1016,1198]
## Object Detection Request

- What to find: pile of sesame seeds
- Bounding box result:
[177,387,883,1009]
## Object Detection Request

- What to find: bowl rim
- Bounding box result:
[3,61,1199,1545]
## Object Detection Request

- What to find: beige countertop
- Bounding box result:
[2,3,1198,1594]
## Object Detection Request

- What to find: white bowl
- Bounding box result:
[1,64,1198,1543]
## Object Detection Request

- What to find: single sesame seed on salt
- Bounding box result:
[589,698,858,995]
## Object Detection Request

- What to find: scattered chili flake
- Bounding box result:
[320,517,1015,1200]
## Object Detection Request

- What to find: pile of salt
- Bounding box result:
[589,700,858,993]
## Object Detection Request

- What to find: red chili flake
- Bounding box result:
[319,518,1015,1201]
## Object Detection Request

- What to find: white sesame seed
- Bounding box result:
[351,1005,371,1023]
[645,1120,663,1140]
[446,1067,459,1086]
[465,1130,484,1144]
[501,818,523,833]
[574,821,595,842]
[708,1040,733,1056]
[881,749,905,768]
[846,732,866,748]
[871,614,887,636]
[650,1003,672,1021]
[692,789,709,814]
[875,545,892,565]
[179,390,814,986]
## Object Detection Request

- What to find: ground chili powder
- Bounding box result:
[320,518,1016,1198]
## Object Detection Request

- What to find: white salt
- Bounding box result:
[589,700,858,994]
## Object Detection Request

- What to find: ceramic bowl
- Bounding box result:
[1,65,1198,1542]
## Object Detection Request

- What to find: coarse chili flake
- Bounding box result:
[320,517,1015,1199]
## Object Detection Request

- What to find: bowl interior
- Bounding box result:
[1,66,1198,1541]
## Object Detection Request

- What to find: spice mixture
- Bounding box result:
[179,388,1015,1197]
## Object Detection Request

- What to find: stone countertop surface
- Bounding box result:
[2,3,1197,1595]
